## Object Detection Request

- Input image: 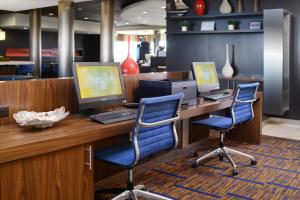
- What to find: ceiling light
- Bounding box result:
[142,11,148,14]
[161,6,166,9]
[125,22,130,25]
[143,20,148,23]
[23,27,28,30]
[84,17,88,20]
[78,8,82,11]
[0,29,6,41]
[49,13,54,16]
[137,16,142,19]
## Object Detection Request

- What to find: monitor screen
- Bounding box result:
[73,63,125,110]
[192,62,220,93]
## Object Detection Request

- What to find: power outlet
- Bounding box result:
[0,106,9,117]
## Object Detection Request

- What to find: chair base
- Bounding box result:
[112,188,172,200]
[192,146,257,176]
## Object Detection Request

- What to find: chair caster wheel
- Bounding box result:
[251,160,257,165]
[193,151,198,157]
[232,169,238,176]
[192,163,199,168]
[219,155,224,161]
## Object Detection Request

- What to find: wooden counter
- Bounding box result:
[0,91,262,165]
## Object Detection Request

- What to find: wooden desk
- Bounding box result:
[0,73,262,200]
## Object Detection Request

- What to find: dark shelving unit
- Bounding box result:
[167,12,264,21]
[167,29,264,35]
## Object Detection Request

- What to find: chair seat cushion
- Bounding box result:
[93,142,135,168]
[193,116,233,130]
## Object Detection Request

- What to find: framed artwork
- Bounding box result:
[249,21,262,30]
[201,21,216,31]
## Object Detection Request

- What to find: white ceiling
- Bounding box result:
[120,0,166,26]
[0,0,91,12]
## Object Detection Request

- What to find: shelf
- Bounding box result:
[167,29,264,35]
[167,12,263,21]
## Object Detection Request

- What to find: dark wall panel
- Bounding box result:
[0,29,100,62]
[167,0,300,119]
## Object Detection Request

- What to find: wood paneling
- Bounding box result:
[0,144,93,200]
[0,78,78,126]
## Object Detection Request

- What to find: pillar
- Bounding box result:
[29,9,41,78]
[58,0,74,77]
[100,0,114,62]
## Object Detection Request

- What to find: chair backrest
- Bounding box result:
[131,93,184,165]
[231,83,259,126]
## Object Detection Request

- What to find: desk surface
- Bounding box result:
[0,92,262,164]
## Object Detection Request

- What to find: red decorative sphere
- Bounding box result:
[194,0,206,16]
[121,56,139,74]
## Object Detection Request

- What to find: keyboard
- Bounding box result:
[204,93,233,101]
[89,109,137,124]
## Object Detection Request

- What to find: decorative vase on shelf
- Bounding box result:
[253,0,260,12]
[121,36,139,75]
[219,0,232,14]
[194,0,206,16]
[237,0,244,13]
[222,44,234,77]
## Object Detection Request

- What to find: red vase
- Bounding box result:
[194,0,206,16]
[121,36,139,75]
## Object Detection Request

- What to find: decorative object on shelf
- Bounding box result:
[121,36,139,74]
[167,0,190,16]
[180,20,190,32]
[194,0,206,16]
[219,0,232,14]
[13,106,70,129]
[0,29,5,41]
[249,21,262,30]
[237,0,244,13]
[253,0,260,12]
[222,44,234,77]
[227,20,237,30]
[201,21,216,31]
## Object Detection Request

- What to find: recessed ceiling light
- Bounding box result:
[125,22,130,25]
[137,16,142,19]
[161,6,166,9]
[84,17,89,20]
[23,27,28,30]
[49,13,54,16]
[78,8,82,11]
[143,20,148,23]
[142,11,148,14]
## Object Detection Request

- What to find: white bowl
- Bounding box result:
[13,106,70,128]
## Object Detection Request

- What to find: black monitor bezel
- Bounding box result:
[72,62,126,110]
[191,62,220,93]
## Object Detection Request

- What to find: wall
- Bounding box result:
[0,29,100,62]
[167,0,300,119]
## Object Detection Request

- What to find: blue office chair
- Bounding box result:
[192,83,259,176]
[94,93,184,200]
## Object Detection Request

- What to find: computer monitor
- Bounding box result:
[192,62,220,93]
[73,62,126,111]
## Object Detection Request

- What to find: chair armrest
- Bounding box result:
[235,98,257,104]
[138,116,180,128]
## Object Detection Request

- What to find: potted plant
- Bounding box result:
[227,20,237,30]
[180,20,190,32]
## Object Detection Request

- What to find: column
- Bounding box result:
[153,30,161,55]
[29,9,41,78]
[100,0,114,62]
[58,0,74,77]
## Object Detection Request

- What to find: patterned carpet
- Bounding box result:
[101,136,300,200]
